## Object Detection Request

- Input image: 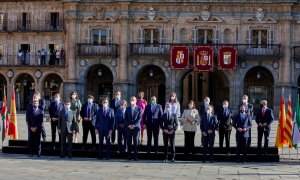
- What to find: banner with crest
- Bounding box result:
[218,46,237,70]
[170,46,189,69]
[194,46,214,71]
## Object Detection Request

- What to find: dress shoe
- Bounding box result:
[60,155,65,158]
[28,154,33,157]
[202,160,206,163]
[37,155,41,158]
[171,159,175,163]
[98,157,103,160]
[134,158,138,161]
[236,160,240,163]
[163,159,168,162]
[210,160,214,163]
[69,155,72,159]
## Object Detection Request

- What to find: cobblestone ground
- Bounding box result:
[0,112,300,179]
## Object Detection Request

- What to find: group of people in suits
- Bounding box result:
[26,90,274,163]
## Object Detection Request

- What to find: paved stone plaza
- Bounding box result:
[1,112,300,179]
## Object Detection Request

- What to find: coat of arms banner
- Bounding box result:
[170,46,189,69]
[194,46,214,72]
[218,46,237,70]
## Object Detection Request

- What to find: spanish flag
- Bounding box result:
[8,86,18,140]
[284,94,294,148]
[275,91,286,148]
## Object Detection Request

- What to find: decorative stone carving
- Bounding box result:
[147,7,156,21]
[256,8,265,22]
[93,7,105,20]
[201,5,210,21]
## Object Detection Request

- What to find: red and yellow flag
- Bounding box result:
[284,94,294,148]
[275,93,286,148]
[8,86,18,140]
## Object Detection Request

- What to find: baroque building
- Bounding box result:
[0,0,300,115]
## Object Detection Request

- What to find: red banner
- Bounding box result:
[170,46,189,69]
[194,46,214,71]
[218,46,237,70]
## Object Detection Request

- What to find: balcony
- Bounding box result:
[129,43,281,60]
[77,43,118,58]
[294,46,300,61]
[0,55,65,67]
[0,20,64,32]
[129,43,172,57]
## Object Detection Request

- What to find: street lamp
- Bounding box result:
[98,69,102,76]
[23,79,27,86]
[256,71,261,79]
[149,69,154,77]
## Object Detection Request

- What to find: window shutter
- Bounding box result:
[15,44,20,65]
[267,29,274,45]
[108,29,112,44]
[246,29,252,44]
[17,13,21,30]
[192,28,198,44]
[85,29,91,43]
[27,12,31,30]
[3,44,7,64]
[159,28,165,43]
[45,12,50,30]
[213,28,219,44]
[138,27,145,43]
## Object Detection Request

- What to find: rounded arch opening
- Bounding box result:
[15,73,35,110]
[43,74,63,101]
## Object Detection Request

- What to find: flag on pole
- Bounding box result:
[8,86,18,140]
[1,86,9,142]
[292,95,300,148]
[284,94,294,149]
[275,91,286,148]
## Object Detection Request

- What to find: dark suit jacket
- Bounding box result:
[95,107,115,131]
[200,115,218,133]
[160,112,178,132]
[233,113,252,138]
[217,108,234,131]
[80,102,99,126]
[199,104,214,117]
[255,108,274,132]
[58,108,77,134]
[110,98,121,113]
[143,104,163,127]
[115,108,126,127]
[49,100,64,119]
[125,106,142,129]
[26,107,44,132]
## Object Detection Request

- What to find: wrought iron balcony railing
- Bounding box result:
[77,43,118,58]
[0,20,64,32]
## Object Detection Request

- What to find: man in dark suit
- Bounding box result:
[110,91,122,144]
[143,96,163,154]
[255,100,274,155]
[125,96,142,161]
[217,100,234,154]
[115,100,128,153]
[58,101,76,158]
[239,95,253,147]
[233,105,252,163]
[49,93,64,149]
[199,96,214,117]
[200,105,218,163]
[26,100,44,157]
[80,95,99,151]
[95,97,115,160]
[160,103,178,162]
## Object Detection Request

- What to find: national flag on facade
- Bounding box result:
[292,95,300,148]
[1,86,9,142]
[284,94,294,149]
[8,86,18,140]
[275,91,287,148]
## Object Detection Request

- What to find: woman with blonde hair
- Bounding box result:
[70,91,82,143]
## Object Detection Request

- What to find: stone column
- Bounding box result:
[63,2,78,99]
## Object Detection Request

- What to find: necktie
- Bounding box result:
[262,109,265,116]
[87,104,91,118]
[103,108,106,116]
[132,107,135,117]
[167,112,169,120]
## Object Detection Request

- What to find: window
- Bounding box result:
[145,29,159,44]
[0,45,3,64]
[193,28,218,44]
[22,13,28,30]
[50,12,59,30]
[91,29,111,45]
[247,29,273,48]
[0,14,3,30]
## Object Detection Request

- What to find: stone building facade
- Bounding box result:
[1,0,300,115]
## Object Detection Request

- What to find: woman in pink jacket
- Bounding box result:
[136,91,147,144]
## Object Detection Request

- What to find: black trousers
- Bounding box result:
[163,132,175,160]
[51,120,60,147]
[247,129,252,147]
[202,133,215,161]
[111,129,116,144]
[98,131,111,159]
[41,55,45,65]
[28,123,46,143]
[61,132,73,157]
[41,123,46,140]
[117,127,127,152]
[82,121,96,149]
[257,127,270,153]
[126,127,140,159]
[237,136,248,162]
[29,131,41,156]
[184,131,195,155]
[146,125,160,153]
[219,128,231,151]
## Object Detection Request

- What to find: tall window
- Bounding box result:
[193,28,218,44]
[247,29,273,48]
[144,29,160,44]
[0,14,3,30]
[21,13,29,30]
[50,12,59,30]
[92,29,107,44]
